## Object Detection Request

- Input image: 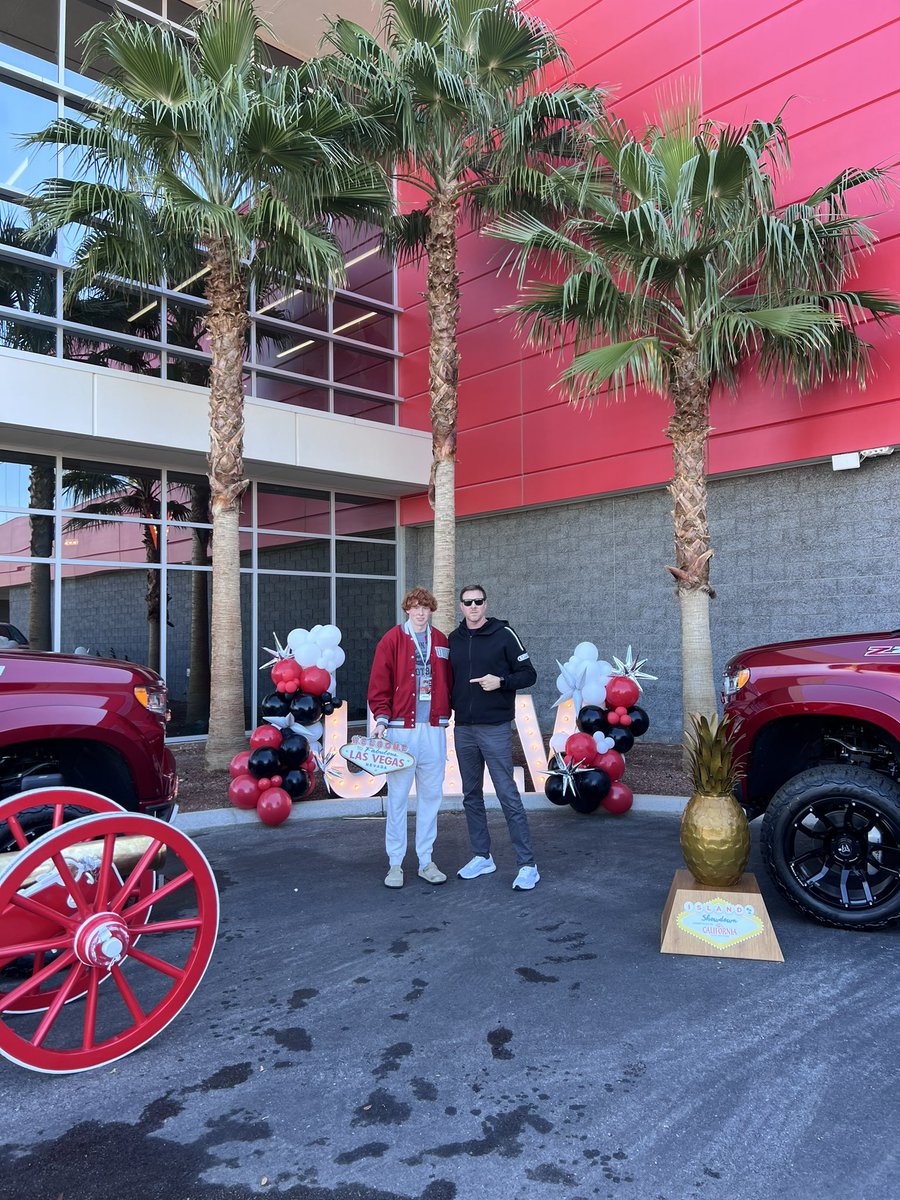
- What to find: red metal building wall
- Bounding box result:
[398,0,900,525]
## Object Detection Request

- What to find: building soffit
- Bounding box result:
[179,0,381,62]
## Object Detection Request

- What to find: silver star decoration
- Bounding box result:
[538,754,595,798]
[551,658,589,709]
[315,749,342,785]
[611,645,657,693]
[263,711,301,732]
[260,631,294,670]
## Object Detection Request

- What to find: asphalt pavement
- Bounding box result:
[1,806,898,1200]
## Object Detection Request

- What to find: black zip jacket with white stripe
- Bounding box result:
[448,617,538,726]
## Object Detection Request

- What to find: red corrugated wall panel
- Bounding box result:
[398,0,900,525]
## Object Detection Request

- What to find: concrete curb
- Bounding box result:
[174,790,689,834]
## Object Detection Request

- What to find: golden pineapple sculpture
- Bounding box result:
[680,713,750,887]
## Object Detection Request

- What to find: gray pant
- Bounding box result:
[454,723,535,868]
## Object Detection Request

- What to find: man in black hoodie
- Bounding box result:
[448,583,540,890]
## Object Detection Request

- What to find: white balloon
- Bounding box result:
[331,646,345,669]
[318,647,340,672]
[549,732,568,753]
[329,673,337,693]
[593,733,615,754]
[318,624,342,648]
[307,740,322,756]
[295,644,319,668]
[555,673,569,695]
[596,661,614,678]
[286,627,309,652]
[573,641,599,662]
[309,624,324,641]
[300,720,324,741]
[582,681,607,707]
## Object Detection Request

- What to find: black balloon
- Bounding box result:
[321,702,335,715]
[261,691,291,720]
[278,732,310,769]
[576,704,607,735]
[281,768,310,800]
[319,691,333,705]
[332,697,344,710]
[544,774,570,806]
[289,692,323,724]
[569,767,611,813]
[247,746,280,779]
[607,726,635,755]
[627,706,650,737]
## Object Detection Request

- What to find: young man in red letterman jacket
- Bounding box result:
[367,587,452,889]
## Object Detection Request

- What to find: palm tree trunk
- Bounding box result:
[426,195,460,634]
[146,565,161,673]
[204,239,250,769]
[666,348,718,749]
[27,464,54,651]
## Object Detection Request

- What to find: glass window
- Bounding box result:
[65,278,154,337]
[258,533,330,573]
[332,344,393,395]
[64,0,120,89]
[255,321,327,378]
[333,390,395,425]
[164,565,212,737]
[59,564,163,670]
[63,330,161,375]
[263,44,301,69]
[332,300,392,350]
[62,103,100,183]
[0,253,57,317]
[0,450,55,510]
[166,471,210,525]
[165,352,210,388]
[62,459,160,509]
[166,1,195,27]
[336,577,397,721]
[335,540,395,576]
[1,199,56,259]
[0,313,56,356]
[252,373,329,413]
[334,494,395,540]
[0,559,54,651]
[336,224,393,304]
[0,0,58,78]
[60,517,158,564]
[0,79,57,193]
[254,287,326,330]
[165,522,210,566]
[256,483,330,535]
[166,299,208,350]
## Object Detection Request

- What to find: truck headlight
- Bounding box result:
[722,667,751,697]
[135,685,169,719]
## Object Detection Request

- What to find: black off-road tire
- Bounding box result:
[761,765,900,930]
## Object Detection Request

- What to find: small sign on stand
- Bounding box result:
[339,735,415,777]
[660,869,783,963]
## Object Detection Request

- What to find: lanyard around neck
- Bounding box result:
[405,620,431,668]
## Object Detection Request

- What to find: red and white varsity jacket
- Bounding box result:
[367,624,452,729]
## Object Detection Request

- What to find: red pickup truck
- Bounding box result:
[723,630,900,929]
[0,650,177,848]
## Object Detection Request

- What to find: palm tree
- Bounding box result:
[321,0,604,629]
[490,98,900,737]
[24,0,391,766]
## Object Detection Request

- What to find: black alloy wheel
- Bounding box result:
[761,765,900,929]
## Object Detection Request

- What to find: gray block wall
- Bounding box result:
[405,454,900,742]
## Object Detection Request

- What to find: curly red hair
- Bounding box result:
[402,587,438,612]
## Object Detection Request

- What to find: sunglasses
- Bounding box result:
[461,597,486,606]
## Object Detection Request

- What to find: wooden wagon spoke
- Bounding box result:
[94,832,117,909]
[109,839,163,915]
[50,852,92,919]
[0,934,70,959]
[82,969,100,1051]
[110,963,145,1023]
[8,890,75,930]
[128,917,203,935]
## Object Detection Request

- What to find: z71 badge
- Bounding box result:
[864,646,900,656]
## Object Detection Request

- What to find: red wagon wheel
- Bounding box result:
[0,789,146,1016]
[0,811,218,1073]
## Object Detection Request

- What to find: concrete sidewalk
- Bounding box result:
[175,789,690,834]
[3,808,897,1200]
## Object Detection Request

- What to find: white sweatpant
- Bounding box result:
[385,724,447,868]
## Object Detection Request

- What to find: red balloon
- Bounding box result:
[276,681,286,692]
[300,666,331,697]
[250,725,282,751]
[271,658,302,685]
[595,750,625,782]
[285,680,299,694]
[602,781,634,814]
[565,732,597,765]
[619,713,632,727]
[303,753,317,776]
[228,774,259,809]
[607,710,620,725]
[229,750,251,779]
[302,772,317,799]
[606,676,640,708]
[271,775,283,786]
[257,777,272,791]
[257,787,292,826]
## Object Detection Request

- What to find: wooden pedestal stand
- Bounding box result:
[660,869,783,962]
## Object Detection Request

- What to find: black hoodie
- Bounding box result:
[448,617,538,725]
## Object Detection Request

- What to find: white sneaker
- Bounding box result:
[457,855,497,880]
[384,865,404,888]
[512,865,540,891]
